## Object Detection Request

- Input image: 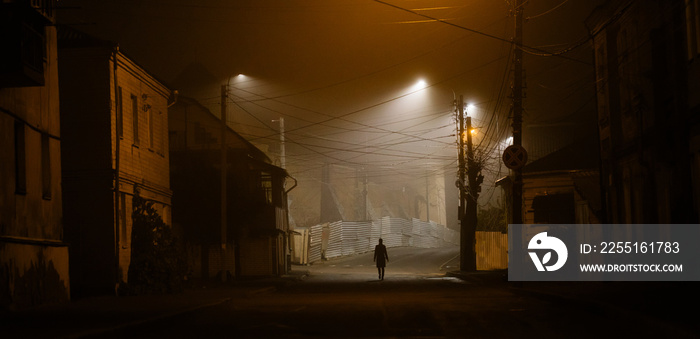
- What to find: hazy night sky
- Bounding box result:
[57,0,603,194]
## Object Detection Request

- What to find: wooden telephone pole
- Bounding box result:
[457,95,467,270]
[458,96,481,272]
[512,0,525,225]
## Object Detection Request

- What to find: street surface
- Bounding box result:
[92,245,697,338]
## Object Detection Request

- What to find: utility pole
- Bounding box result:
[512,0,525,225]
[425,168,430,222]
[463,114,481,272]
[273,117,286,169]
[220,84,228,282]
[456,95,469,271]
[273,117,288,275]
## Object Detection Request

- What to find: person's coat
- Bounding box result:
[374,244,388,267]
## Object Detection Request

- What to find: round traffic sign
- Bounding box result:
[502,145,528,169]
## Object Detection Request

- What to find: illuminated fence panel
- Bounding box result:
[370,219,381,250]
[326,221,343,259]
[379,217,404,248]
[476,231,508,270]
[308,224,323,263]
[341,221,371,255]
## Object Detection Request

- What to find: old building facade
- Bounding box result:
[686,0,700,222]
[58,29,172,296]
[521,136,602,225]
[0,0,70,310]
[169,95,290,278]
[588,0,699,223]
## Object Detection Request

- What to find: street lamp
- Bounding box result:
[456,98,481,272]
[411,79,427,92]
[218,73,245,283]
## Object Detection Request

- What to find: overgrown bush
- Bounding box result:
[477,204,507,233]
[125,191,186,295]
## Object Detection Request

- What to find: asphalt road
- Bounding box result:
[303,245,461,281]
[96,246,698,338]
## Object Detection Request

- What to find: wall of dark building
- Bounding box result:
[588,0,698,224]
[0,1,70,310]
[59,35,172,296]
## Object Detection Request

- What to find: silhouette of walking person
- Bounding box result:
[374,238,389,280]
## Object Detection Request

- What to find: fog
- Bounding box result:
[57,0,603,227]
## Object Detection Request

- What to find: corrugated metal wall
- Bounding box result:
[308,223,323,263]
[295,217,461,263]
[294,223,507,270]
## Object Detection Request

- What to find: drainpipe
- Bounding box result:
[167,90,179,108]
[284,173,297,274]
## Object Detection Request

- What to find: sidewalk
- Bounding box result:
[448,269,698,336]
[1,270,308,339]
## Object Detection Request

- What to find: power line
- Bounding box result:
[526,0,570,20]
[373,0,591,65]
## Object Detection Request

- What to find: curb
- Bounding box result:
[445,270,508,283]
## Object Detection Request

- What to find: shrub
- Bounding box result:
[125,191,186,294]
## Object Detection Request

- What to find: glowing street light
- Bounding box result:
[461,128,478,142]
[410,79,427,92]
[229,73,246,86]
[466,103,476,118]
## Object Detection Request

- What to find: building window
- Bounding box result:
[14,121,26,194]
[41,132,51,199]
[117,86,123,138]
[148,109,154,148]
[131,94,139,145]
[0,10,46,87]
[158,111,164,154]
[260,172,273,205]
[595,43,607,86]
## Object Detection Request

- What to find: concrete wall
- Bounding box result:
[0,242,69,310]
